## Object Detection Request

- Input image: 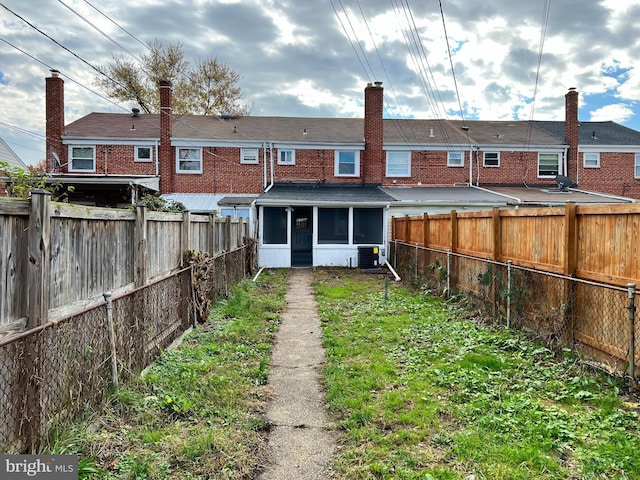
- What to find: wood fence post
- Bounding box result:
[563,201,577,345]
[450,210,458,253]
[28,190,51,328]
[208,214,216,254]
[181,211,191,266]
[450,210,458,293]
[423,213,429,247]
[492,207,502,261]
[404,214,410,242]
[134,204,147,287]
[225,216,232,251]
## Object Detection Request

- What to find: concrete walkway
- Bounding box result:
[259,268,336,480]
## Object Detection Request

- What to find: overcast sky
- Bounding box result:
[2,0,640,166]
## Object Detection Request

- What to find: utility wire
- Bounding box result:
[83,0,149,50]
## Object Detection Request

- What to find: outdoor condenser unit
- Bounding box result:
[358,246,379,269]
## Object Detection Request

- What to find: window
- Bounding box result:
[353,208,383,244]
[263,207,287,244]
[135,146,152,162]
[538,153,559,177]
[448,151,464,167]
[241,148,259,164]
[318,208,348,244]
[278,149,295,165]
[483,152,500,167]
[69,146,95,172]
[222,206,250,219]
[635,154,640,178]
[583,152,600,168]
[386,151,411,177]
[335,150,360,176]
[177,148,202,173]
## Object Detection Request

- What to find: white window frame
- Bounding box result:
[278,149,295,165]
[386,151,411,177]
[447,151,464,167]
[583,152,600,168]
[241,148,259,164]
[68,145,96,172]
[135,146,153,163]
[635,154,640,179]
[538,153,560,178]
[483,152,500,167]
[334,150,360,177]
[176,147,202,174]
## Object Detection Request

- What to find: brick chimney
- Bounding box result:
[565,88,579,181]
[158,80,174,193]
[363,81,384,185]
[45,70,66,173]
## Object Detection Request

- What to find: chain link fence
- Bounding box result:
[392,241,639,386]
[0,246,250,454]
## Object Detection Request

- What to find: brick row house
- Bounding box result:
[44,72,640,267]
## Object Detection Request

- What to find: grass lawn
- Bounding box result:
[315,268,640,480]
[47,269,287,479]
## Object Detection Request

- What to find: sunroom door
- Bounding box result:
[291,207,312,266]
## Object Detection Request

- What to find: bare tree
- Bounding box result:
[96,39,247,116]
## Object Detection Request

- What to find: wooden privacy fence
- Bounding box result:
[0,191,250,333]
[392,202,640,287]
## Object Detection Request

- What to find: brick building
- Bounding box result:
[43,72,640,267]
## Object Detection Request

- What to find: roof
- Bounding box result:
[161,193,224,213]
[256,184,395,206]
[531,120,640,146]
[64,114,616,149]
[382,186,510,205]
[0,137,27,169]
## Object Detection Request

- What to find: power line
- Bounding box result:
[82,0,149,50]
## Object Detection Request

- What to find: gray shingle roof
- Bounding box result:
[0,137,27,169]
[257,184,395,205]
[531,120,640,146]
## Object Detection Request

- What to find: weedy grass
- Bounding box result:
[47,269,287,479]
[315,267,640,480]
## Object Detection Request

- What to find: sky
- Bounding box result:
[1,0,640,166]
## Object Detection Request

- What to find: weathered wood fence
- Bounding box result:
[392,202,640,287]
[0,191,250,333]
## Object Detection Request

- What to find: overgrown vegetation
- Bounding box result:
[314,268,640,479]
[47,270,287,479]
[138,193,186,212]
[0,160,73,200]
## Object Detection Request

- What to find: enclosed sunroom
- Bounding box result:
[256,184,394,268]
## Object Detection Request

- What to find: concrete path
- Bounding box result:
[259,268,336,480]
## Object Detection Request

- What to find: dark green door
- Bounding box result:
[291,207,312,266]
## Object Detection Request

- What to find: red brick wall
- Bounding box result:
[578,152,640,198]
[91,145,157,175]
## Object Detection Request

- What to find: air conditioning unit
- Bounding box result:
[358,246,379,269]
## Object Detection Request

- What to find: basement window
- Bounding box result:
[69,146,95,172]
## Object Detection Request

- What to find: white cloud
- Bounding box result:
[589,104,634,123]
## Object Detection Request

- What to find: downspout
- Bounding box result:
[155,140,159,177]
[264,142,275,193]
[468,147,473,185]
[471,184,522,204]
[263,142,267,189]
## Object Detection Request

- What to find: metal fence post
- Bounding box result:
[415,243,419,282]
[393,240,397,268]
[627,283,636,389]
[446,249,451,298]
[103,292,118,390]
[507,260,512,328]
[189,260,197,327]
